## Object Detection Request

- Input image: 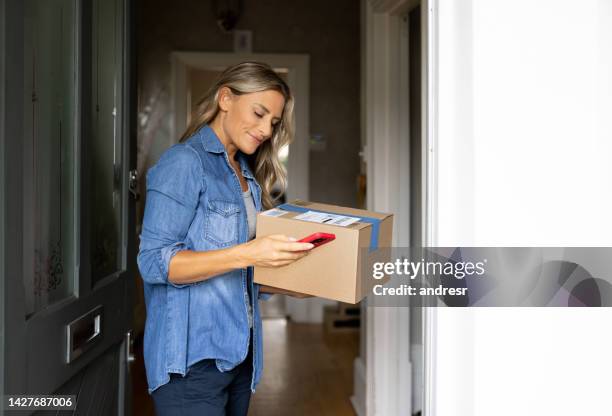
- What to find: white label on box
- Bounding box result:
[261,208,289,217]
[293,210,360,227]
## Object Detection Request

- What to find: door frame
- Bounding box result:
[357,0,433,415]
[422,1,438,415]
[170,52,310,203]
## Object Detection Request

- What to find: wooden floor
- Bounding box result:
[131,319,359,416]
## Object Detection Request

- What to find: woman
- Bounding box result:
[137,62,314,416]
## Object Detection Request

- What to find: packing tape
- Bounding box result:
[277,203,381,252]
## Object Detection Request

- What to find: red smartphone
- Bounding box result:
[298,232,336,248]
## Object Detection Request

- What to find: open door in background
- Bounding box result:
[2,0,136,414]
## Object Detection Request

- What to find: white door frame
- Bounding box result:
[170,52,310,203]
[357,0,431,415]
[422,1,437,415]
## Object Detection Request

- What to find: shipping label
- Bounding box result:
[293,210,360,227]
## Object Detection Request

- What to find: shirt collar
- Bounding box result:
[199,124,226,154]
[237,153,256,180]
[199,124,256,180]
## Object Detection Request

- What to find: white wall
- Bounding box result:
[429,0,612,415]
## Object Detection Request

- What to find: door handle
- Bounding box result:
[129,169,140,200]
[126,329,135,363]
[65,306,103,363]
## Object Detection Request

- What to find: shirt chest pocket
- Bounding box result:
[204,199,241,247]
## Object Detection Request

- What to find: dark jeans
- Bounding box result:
[152,338,253,416]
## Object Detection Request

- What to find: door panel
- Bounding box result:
[34,343,122,416]
[90,0,124,286]
[22,0,77,317]
[26,280,128,395]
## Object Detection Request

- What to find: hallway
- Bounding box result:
[132,318,359,415]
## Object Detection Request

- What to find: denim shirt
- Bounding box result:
[137,124,270,394]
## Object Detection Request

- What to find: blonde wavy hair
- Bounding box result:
[180,62,294,210]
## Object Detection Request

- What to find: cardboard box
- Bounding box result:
[254,200,394,304]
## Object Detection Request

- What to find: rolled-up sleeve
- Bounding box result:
[137,144,204,288]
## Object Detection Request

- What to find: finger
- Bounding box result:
[277,241,314,252]
[294,251,310,259]
[269,235,303,243]
[273,252,309,265]
[270,251,306,262]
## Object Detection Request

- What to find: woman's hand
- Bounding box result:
[236,234,314,268]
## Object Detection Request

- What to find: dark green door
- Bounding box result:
[1,0,136,414]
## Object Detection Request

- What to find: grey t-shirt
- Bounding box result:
[243,184,256,328]
[243,184,256,241]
